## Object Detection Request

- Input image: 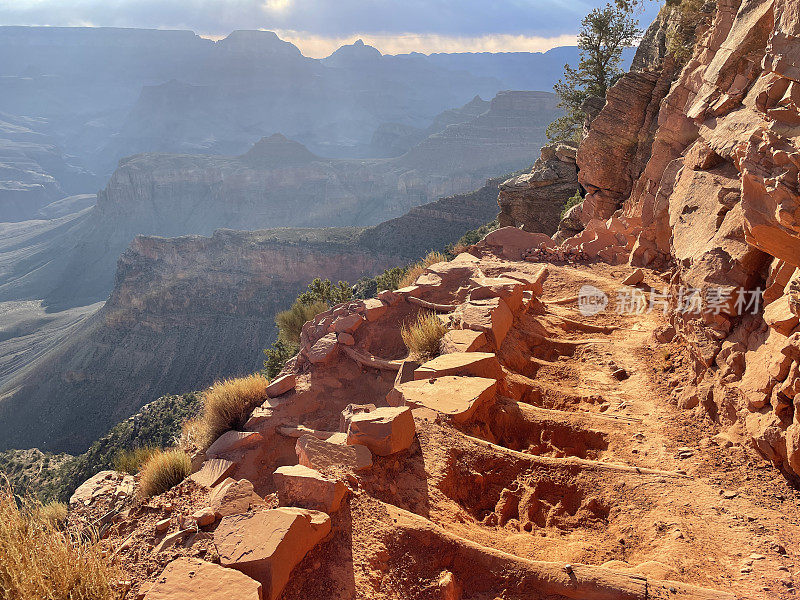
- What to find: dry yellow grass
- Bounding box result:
[137,448,191,500]
[401,311,448,361]
[0,483,122,600]
[35,501,68,528]
[398,251,448,288]
[181,374,269,451]
[113,446,160,475]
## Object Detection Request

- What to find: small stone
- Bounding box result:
[155,518,171,533]
[193,507,216,527]
[338,332,355,346]
[612,368,629,381]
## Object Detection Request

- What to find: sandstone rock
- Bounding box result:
[394,360,421,386]
[452,297,513,349]
[295,434,372,471]
[190,458,237,488]
[144,557,262,600]
[414,352,503,381]
[621,268,645,286]
[764,295,800,336]
[469,277,524,312]
[214,508,331,600]
[208,478,264,518]
[339,403,377,432]
[155,518,171,533]
[193,507,216,527]
[481,227,554,260]
[69,470,119,505]
[266,374,296,397]
[388,376,497,423]
[337,332,355,346]
[440,329,486,354]
[273,464,347,513]
[308,333,338,364]
[346,406,416,456]
[359,298,388,321]
[497,142,578,236]
[206,431,263,458]
[332,313,364,334]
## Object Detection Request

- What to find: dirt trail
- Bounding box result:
[83,254,800,600]
[282,259,800,599]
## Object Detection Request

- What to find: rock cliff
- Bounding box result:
[553,0,800,481]
[0,229,400,453]
[497,141,578,235]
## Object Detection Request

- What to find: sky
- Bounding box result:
[0,0,661,58]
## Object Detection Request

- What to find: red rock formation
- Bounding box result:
[559,0,800,478]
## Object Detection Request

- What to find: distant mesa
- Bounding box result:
[241,134,319,167]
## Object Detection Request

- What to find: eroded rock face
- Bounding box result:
[497,142,578,235]
[558,0,800,477]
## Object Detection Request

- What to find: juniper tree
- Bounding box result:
[547,3,641,141]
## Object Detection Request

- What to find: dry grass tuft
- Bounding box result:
[35,501,69,528]
[181,374,269,451]
[398,251,449,288]
[137,448,191,500]
[0,482,123,600]
[113,446,160,475]
[401,311,448,361]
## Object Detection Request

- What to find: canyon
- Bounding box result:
[0,27,594,221]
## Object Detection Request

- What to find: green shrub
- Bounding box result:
[276,299,329,346]
[262,340,299,379]
[561,189,583,218]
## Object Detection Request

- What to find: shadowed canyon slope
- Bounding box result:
[0,174,512,453]
[0,229,399,453]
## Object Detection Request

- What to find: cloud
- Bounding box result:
[0,0,661,40]
[272,31,579,59]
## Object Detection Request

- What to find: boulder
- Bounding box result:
[440,330,486,354]
[346,406,416,456]
[394,360,421,386]
[337,332,355,346]
[144,557,262,600]
[208,478,264,518]
[764,295,800,336]
[332,313,364,334]
[273,464,347,513]
[296,434,372,471]
[214,508,330,600]
[469,277,524,312]
[190,458,236,489]
[266,374,296,397]
[308,333,338,364]
[482,227,554,260]
[339,403,377,432]
[414,352,503,381]
[387,376,497,423]
[206,431,262,458]
[69,470,119,505]
[452,297,513,349]
[359,298,388,321]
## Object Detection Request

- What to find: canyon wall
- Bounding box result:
[0,229,400,453]
[561,0,800,479]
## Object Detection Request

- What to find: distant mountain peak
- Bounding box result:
[324,38,382,64]
[216,29,302,57]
